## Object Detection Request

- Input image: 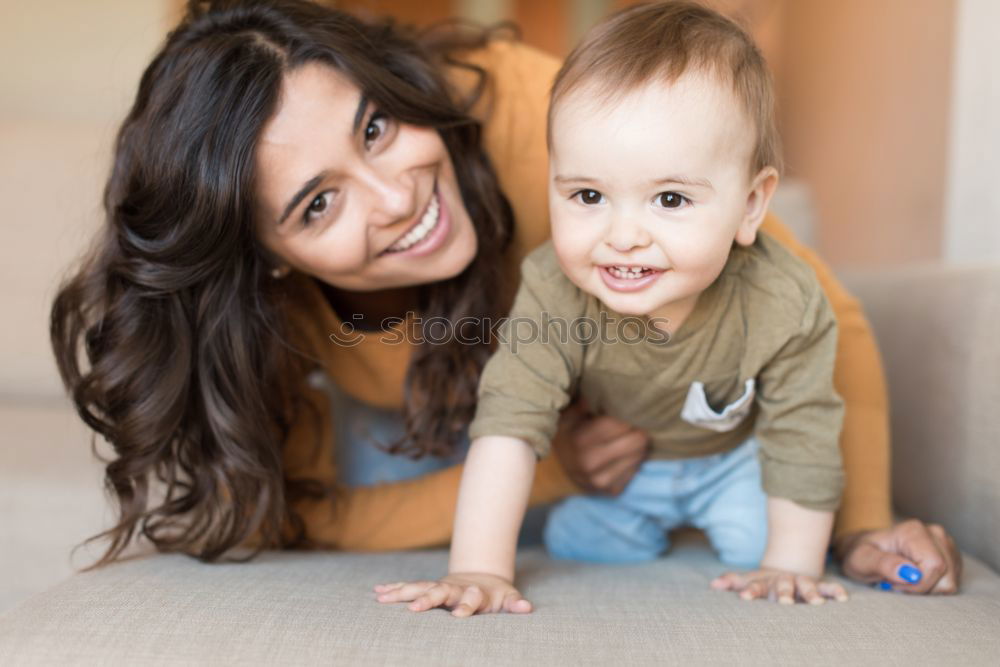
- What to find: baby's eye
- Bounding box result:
[364,112,389,147]
[303,190,335,226]
[656,192,689,209]
[574,189,605,205]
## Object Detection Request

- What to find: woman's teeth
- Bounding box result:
[386,194,440,253]
[607,266,653,279]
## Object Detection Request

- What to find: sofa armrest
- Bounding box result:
[842,262,1000,573]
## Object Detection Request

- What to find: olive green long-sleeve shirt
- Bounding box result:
[469,232,845,511]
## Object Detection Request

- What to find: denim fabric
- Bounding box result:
[544,437,767,567]
[325,379,468,488]
[323,377,550,545]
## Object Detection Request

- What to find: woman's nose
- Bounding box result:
[362,169,415,227]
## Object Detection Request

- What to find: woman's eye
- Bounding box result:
[303,191,334,226]
[656,192,688,209]
[364,112,389,147]
[575,189,604,205]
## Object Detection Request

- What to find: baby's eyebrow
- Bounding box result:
[552,175,715,191]
[553,175,599,186]
[649,175,714,190]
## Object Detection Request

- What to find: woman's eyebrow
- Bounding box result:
[277,173,326,226]
[351,94,369,134]
[276,95,369,226]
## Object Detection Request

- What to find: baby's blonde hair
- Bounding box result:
[549,1,782,175]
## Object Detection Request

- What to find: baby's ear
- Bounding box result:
[735,166,779,247]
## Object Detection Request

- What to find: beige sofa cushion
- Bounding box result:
[845,264,1000,572]
[2,539,999,665]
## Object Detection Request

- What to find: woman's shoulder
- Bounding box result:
[444,37,562,274]
[445,37,561,109]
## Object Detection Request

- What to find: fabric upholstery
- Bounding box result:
[844,263,1000,572]
[2,537,999,665]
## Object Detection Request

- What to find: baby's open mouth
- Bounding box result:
[604,265,660,280]
[383,187,441,254]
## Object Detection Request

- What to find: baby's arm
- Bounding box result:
[713,259,848,604]
[449,435,536,580]
[375,245,583,616]
[761,497,834,578]
[374,435,538,617]
[712,498,847,604]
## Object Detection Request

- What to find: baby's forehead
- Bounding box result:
[551,72,756,167]
[555,70,741,126]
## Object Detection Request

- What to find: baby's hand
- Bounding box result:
[374,572,533,618]
[710,569,849,605]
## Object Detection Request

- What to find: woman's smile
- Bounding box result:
[380,183,451,257]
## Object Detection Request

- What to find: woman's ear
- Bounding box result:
[734,166,780,247]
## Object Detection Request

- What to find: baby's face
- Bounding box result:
[548,72,772,329]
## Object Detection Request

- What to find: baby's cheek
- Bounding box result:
[551,222,591,260]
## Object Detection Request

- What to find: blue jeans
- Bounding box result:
[323,376,550,545]
[544,437,768,567]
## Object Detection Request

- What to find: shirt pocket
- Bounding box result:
[680,378,756,432]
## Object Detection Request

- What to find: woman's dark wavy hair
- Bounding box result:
[50,0,515,568]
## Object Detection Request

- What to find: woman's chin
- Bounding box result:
[430,226,478,281]
[390,239,478,288]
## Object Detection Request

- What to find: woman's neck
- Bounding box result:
[319,282,421,331]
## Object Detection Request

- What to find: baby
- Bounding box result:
[376,0,847,615]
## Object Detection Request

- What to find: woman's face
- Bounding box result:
[255,62,478,292]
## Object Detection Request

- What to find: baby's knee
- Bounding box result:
[544,497,667,564]
[710,521,768,568]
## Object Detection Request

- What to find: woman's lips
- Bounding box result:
[598,265,666,292]
[380,186,450,258]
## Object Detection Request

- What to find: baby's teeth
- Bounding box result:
[608,265,651,279]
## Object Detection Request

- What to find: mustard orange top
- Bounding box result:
[279,39,892,550]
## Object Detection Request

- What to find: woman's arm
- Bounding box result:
[281,381,579,551]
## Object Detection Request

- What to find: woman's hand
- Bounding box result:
[552,400,650,495]
[835,519,962,594]
[711,569,849,605]
[374,572,532,618]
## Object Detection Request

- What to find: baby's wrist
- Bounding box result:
[444,570,514,585]
[760,551,824,578]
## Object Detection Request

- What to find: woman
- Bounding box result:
[51,0,959,593]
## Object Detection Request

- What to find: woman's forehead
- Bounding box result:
[255,62,366,223]
[264,62,363,144]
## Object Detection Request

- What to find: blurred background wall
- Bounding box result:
[338,0,977,268]
[1,0,996,397]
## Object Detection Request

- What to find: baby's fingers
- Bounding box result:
[373,582,405,593]
[710,571,746,591]
[409,583,461,612]
[774,573,796,605]
[818,580,849,602]
[375,581,437,604]
[451,585,486,618]
[795,576,824,605]
[739,580,768,601]
[502,591,533,614]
